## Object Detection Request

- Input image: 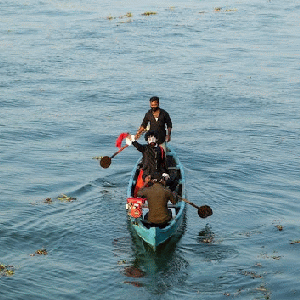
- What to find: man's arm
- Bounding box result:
[164,111,172,142]
[136,112,150,139]
[132,140,146,152]
[166,188,177,205]
[136,126,145,139]
[136,176,151,197]
[166,127,172,142]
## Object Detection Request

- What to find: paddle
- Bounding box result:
[100,144,130,169]
[179,197,213,219]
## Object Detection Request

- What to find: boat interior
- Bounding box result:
[129,151,183,196]
[129,149,184,229]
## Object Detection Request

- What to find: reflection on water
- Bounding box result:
[123,265,145,278]
[117,216,189,293]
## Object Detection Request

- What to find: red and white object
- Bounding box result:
[126,198,146,218]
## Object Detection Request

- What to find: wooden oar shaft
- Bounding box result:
[111,144,129,158]
[180,197,213,219]
[181,198,199,209]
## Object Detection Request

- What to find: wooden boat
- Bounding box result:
[126,145,186,250]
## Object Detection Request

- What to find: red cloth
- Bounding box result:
[159,146,165,159]
[115,132,129,149]
[134,169,145,197]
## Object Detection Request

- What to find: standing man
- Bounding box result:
[136,96,172,149]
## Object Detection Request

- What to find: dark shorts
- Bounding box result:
[143,209,172,228]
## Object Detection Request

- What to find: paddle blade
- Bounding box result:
[198,205,213,218]
[100,156,111,168]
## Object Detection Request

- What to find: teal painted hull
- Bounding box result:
[126,146,186,250]
[129,202,185,250]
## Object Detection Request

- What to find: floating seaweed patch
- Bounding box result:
[118,19,132,24]
[256,285,269,292]
[44,198,52,204]
[258,251,282,260]
[57,194,76,202]
[107,15,116,21]
[142,11,157,16]
[31,248,48,256]
[6,269,14,276]
[201,236,215,244]
[255,285,271,300]
[118,12,132,19]
[214,7,237,13]
[226,284,270,299]
[242,270,263,279]
[198,226,217,244]
[42,194,75,204]
[225,8,238,12]
[92,156,103,161]
[237,229,262,237]
[0,264,15,277]
[271,255,281,260]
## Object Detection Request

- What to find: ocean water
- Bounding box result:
[1,0,300,299]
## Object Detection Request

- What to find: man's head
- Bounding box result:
[149,96,159,112]
[149,172,167,186]
[145,130,158,146]
[151,172,162,183]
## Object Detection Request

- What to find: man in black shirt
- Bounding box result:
[131,130,168,180]
[136,96,172,146]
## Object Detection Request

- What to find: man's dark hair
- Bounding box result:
[145,130,158,141]
[151,171,162,182]
[149,96,159,103]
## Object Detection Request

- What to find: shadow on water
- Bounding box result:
[118,215,190,294]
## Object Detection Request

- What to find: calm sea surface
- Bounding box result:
[1,0,300,299]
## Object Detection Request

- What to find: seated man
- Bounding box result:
[137,173,177,227]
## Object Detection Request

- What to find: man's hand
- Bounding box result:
[144,175,151,184]
[139,175,151,191]
[162,173,170,181]
[166,128,171,142]
[135,126,145,140]
[125,134,135,146]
